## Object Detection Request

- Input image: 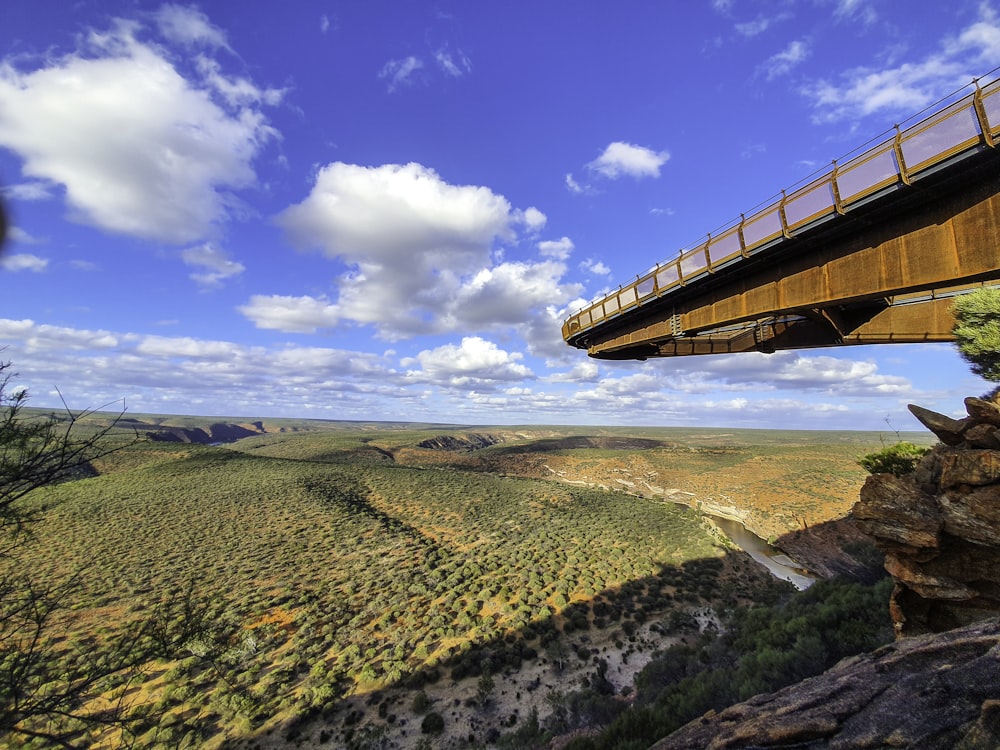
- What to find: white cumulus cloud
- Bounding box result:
[0,10,280,244]
[519,206,547,231]
[403,337,533,390]
[580,258,611,276]
[273,161,579,339]
[587,142,670,179]
[239,294,341,334]
[538,237,574,260]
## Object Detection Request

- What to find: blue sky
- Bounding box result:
[0,0,997,429]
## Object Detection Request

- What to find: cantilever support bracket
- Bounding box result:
[800,301,890,345]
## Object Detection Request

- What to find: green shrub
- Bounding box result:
[859,442,928,475]
[420,711,444,734]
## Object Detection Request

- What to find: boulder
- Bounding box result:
[964,396,1000,426]
[907,403,971,445]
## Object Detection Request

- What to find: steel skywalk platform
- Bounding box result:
[563,77,1000,360]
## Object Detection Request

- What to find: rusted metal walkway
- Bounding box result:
[563,77,1000,360]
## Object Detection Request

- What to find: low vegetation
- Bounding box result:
[858,441,930,476]
[541,576,893,750]
[3,403,907,748]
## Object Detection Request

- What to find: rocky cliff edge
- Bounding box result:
[651,396,1000,749]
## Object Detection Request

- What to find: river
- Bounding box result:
[709,515,815,590]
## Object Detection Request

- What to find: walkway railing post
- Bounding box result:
[893,124,912,185]
[830,160,845,215]
[973,79,995,148]
[778,190,791,239]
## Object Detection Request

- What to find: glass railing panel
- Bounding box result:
[619,286,638,307]
[837,141,900,203]
[981,79,1000,135]
[784,177,836,230]
[708,226,742,266]
[603,296,620,316]
[636,274,656,298]
[679,247,708,278]
[656,263,680,291]
[900,102,982,172]
[742,204,783,249]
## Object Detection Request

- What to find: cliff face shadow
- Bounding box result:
[228,548,797,749]
[774,515,885,583]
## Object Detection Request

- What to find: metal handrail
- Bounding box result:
[563,75,1000,342]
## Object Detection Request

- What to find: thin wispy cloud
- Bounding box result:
[154,3,231,49]
[565,173,585,194]
[435,49,471,77]
[3,181,52,201]
[0,253,47,272]
[761,39,809,80]
[181,243,246,288]
[803,4,1000,123]
[379,56,424,92]
[833,0,878,25]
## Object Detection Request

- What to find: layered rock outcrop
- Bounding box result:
[649,617,1000,750]
[853,397,1000,636]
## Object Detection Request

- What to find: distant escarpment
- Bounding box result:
[854,397,1000,636]
[146,422,265,444]
[498,435,664,453]
[416,432,504,451]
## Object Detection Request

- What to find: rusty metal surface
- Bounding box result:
[564,77,1000,360]
[575,156,1000,360]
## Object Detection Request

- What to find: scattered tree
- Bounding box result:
[952,287,1000,382]
[476,672,495,708]
[0,360,228,747]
